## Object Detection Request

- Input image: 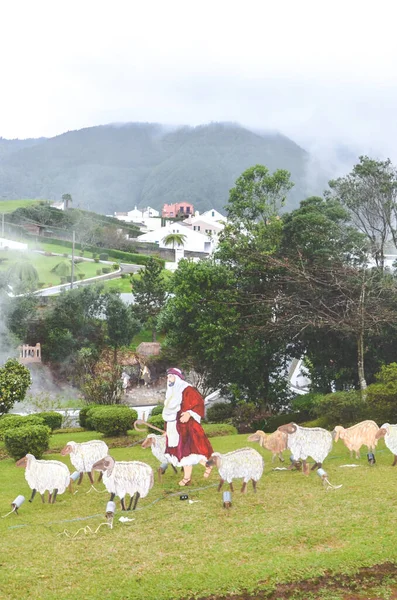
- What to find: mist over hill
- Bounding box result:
[0,122,327,214]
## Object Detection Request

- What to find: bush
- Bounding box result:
[4,424,51,460]
[102,267,111,274]
[256,412,305,433]
[366,363,397,424]
[206,402,234,423]
[36,411,63,431]
[96,269,102,275]
[0,414,45,440]
[78,273,85,280]
[300,417,331,429]
[112,263,120,271]
[99,253,109,261]
[202,423,238,437]
[231,402,267,434]
[312,391,367,428]
[91,406,138,436]
[120,273,128,279]
[291,393,320,420]
[79,405,101,429]
[94,258,100,263]
[150,404,164,417]
[63,253,69,257]
[147,414,165,431]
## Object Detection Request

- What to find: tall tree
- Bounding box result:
[103,292,140,364]
[62,193,73,210]
[131,259,168,342]
[329,156,397,270]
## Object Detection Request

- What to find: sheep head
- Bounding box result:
[333,426,345,442]
[206,453,221,469]
[60,443,74,456]
[247,431,266,446]
[141,436,155,449]
[278,423,297,435]
[92,455,116,476]
[375,427,388,440]
[16,455,28,468]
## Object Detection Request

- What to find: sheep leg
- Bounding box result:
[52,489,58,504]
[241,481,247,494]
[157,466,163,483]
[88,471,94,485]
[120,497,127,511]
[97,472,103,483]
[271,454,276,463]
[392,455,397,466]
[171,464,178,474]
[78,472,84,485]
[252,479,257,493]
[303,460,310,475]
[311,462,318,471]
[356,450,360,460]
[110,493,115,501]
[132,492,140,511]
[229,482,234,492]
[279,453,284,463]
[48,492,52,503]
[217,478,225,492]
[29,489,37,503]
[127,495,134,511]
[40,493,46,503]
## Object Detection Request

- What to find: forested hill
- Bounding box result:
[0,122,319,215]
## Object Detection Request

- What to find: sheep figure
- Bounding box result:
[16,454,70,504]
[206,448,264,493]
[278,423,333,475]
[92,455,154,511]
[375,423,397,465]
[141,433,178,481]
[61,440,108,485]
[247,430,287,462]
[333,420,379,459]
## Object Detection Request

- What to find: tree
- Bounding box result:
[103,292,141,364]
[62,193,73,210]
[7,261,39,293]
[329,156,397,270]
[162,233,187,249]
[226,164,293,226]
[0,359,32,415]
[131,258,168,341]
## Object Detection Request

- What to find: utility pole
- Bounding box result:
[71,231,75,289]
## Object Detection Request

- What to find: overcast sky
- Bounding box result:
[1,0,397,161]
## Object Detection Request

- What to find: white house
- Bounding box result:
[114,206,160,223]
[200,208,226,223]
[135,223,213,253]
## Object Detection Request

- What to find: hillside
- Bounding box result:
[0,122,322,214]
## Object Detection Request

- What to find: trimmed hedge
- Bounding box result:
[147,414,165,431]
[4,424,51,460]
[255,412,305,433]
[150,404,164,417]
[91,406,138,436]
[36,412,63,431]
[202,423,238,437]
[0,415,45,440]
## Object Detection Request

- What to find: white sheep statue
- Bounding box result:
[16,454,70,504]
[141,433,178,481]
[278,422,333,475]
[92,455,154,510]
[333,420,379,459]
[247,430,287,462]
[206,448,264,493]
[61,440,109,484]
[375,423,397,465]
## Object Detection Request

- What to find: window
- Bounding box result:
[211,211,215,217]
[186,206,191,213]
[197,225,201,231]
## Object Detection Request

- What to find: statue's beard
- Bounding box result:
[168,382,175,387]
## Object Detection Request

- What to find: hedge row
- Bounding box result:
[4,425,51,460]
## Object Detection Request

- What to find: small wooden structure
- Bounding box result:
[136,342,161,357]
[19,343,41,364]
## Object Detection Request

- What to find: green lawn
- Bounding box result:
[100,276,132,292]
[1,432,397,600]
[0,199,41,213]
[0,249,110,288]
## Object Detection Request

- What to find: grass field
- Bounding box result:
[0,249,111,288]
[0,199,41,213]
[1,430,397,600]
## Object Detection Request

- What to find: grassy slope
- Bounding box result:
[0,199,41,213]
[1,433,397,600]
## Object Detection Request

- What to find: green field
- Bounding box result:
[1,431,397,600]
[0,249,114,288]
[0,199,41,213]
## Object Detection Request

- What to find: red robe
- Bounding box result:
[165,386,213,463]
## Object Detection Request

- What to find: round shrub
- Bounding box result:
[91,406,138,436]
[150,404,164,417]
[102,267,111,274]
[79,404,101,429]
[4,424,51,460]
[112,263,120,271]
[36,411,63,431]
[99,253,109,261]
[206,402,234,423]
[147,414,165,431]
[0,414,45,440]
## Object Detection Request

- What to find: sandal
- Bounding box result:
[203,466,212,479]
[179,478,192,487]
